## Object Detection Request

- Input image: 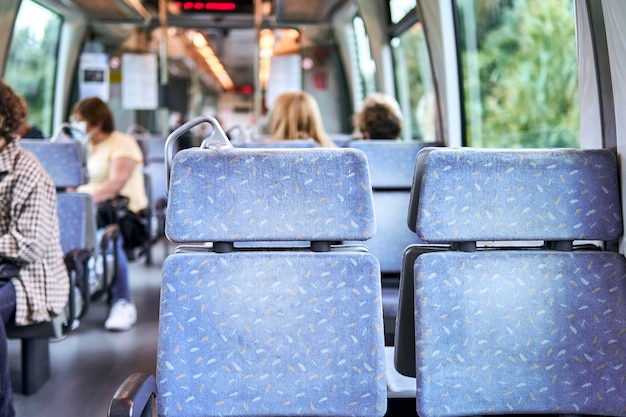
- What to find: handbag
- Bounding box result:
[96,196,130,229]
[118,209,150,251]
[0,260,20,280]
[97,196,149,252]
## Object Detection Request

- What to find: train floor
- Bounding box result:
[10,239,418,417]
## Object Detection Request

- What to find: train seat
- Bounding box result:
[19,139,88,185]
[109,116,387,417]
[328,133,353,147]
[8,140,94,394]
[17,140,100,314]
[19,139,112,308]
[126,124,167,265]
[343,140,440,346]
[396,148,626,416]
[344,140,439,274]
[142,135,169,262]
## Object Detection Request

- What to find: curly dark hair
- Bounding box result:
[0,79,26,142]
[357,93,403,140]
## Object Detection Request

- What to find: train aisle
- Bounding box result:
[10,243,169,417]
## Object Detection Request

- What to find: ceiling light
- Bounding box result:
[190,31,233,91]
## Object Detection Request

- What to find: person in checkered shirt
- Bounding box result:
[0,79,69,416]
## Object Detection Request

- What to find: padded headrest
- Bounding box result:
[348,140,438,188]
[166,147,376,243]
[412,148,621,242]
[236,139,319,148]
[20,140,87,188]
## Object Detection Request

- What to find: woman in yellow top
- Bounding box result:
[72,97,147,331]
[268,91,336,147]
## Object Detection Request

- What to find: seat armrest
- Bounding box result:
[64,247,93,326]
[101,223,121,249]
[395,244,448,377]
[108,373,156,417]
[93,224,120,301]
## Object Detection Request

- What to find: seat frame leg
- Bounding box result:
[21,338,50,395]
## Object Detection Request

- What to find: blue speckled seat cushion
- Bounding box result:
[20,140,86,188]
[166,147,376,243]
[348,140,438,189]
[56,193,96,254]
[343,141,437,273]
[363,192,420,274]
[414,148,621,242]
[157,251,387,417]
[400,148,626,417]
[414,250,626,417]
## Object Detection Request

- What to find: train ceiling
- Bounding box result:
[64,0,347,91]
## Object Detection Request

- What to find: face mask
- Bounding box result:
[70,121,87,134]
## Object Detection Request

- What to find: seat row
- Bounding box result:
[394,147,626,416]
[109,116,626,417]
[9,139,119,394]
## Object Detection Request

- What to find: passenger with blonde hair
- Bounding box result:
[268,91,336,147]
[356,93,403,140]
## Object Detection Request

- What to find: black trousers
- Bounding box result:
[0,282,16,417]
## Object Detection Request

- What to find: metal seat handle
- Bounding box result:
[164,115,232,194]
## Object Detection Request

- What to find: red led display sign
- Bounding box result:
[173,1,253,13]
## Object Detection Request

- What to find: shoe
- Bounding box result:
[105,300,137,331]
[70,318,81,332]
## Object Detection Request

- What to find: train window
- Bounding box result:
[5,0,62,138]
[456,0,579,148]
[392,21,436,142]
[390,0,417,24]
[352,16,377,101]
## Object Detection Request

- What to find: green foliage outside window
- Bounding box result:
[5,0,62,138]
[459,0,579,148]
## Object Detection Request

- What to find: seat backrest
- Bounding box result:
[146,135,167,163]
[56,193,97,255]
[166,147,376,243]
[400,148,626,417]
[160,145,387,417]
[20,139,87,187]
[126,124,151,166]
[347,140,435,189]
[144,161,167,207]
[415,148,622,242]
[344,140,438,275]
[328,133,352,147]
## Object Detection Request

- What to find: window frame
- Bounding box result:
[4,0,63,137]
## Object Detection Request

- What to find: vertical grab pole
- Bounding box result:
[159,0,169,138]
[253,0,263,130]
